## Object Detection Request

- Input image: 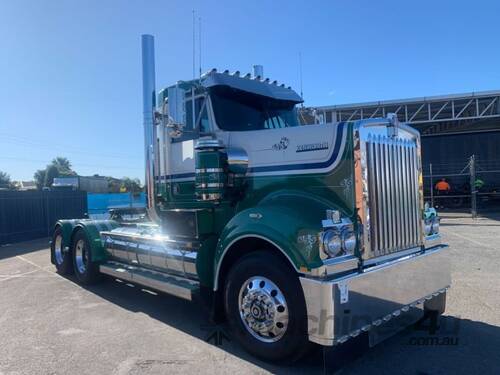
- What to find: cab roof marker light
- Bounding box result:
[252,64,263,79]
[272,80,278,85]
[280,83,285,88]
[244,73,251,78]
[223,69,230,74]
[264,78,270,83]
[232,71,240,77]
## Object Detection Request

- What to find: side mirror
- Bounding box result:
[167,86,186,138]
[167,122,184,138]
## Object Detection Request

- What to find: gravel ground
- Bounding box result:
[0,215,499,375]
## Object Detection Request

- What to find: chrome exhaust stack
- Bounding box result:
[141,34,161,223]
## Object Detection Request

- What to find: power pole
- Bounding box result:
[469,155,477,219]
[429,163,434,207]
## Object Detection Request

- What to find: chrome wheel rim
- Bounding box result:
[54,235,64,265]
[238,276,288,343]
[75,239,87,274]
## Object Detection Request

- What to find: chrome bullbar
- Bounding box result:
[300,244,450,346]
[354,118,424,261]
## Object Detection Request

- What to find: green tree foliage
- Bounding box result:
[44,165,60,187]
[122,177,143,193]
[34,169,47,190]
[33,156,76,189]
[106,177,122,193]
[0,171,14,189]
[51,157,75,176]
[107,176,143,193]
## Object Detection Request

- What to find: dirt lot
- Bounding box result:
[1,215,499,374]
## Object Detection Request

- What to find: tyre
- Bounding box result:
[51,227,73,275]
[72,229,101,285]
[224,251,311,363]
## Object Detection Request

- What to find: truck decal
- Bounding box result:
[271,137,290,151]
[247,122,346,174]
[296,141,329,153]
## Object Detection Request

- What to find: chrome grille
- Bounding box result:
[365,134,422,257]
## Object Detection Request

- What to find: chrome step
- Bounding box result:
[100,261,199,301]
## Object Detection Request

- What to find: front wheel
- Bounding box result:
[72,229,101,285]
[224,251,311,363]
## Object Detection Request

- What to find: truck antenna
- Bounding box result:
[299,51,304,105]
[198,17,202,79]
[192,10,196,79]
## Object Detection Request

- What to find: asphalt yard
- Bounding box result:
[1,214,499,374]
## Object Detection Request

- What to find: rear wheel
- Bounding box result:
[72,229,101,285]
[224,251,311,363]
[51,227,73,275]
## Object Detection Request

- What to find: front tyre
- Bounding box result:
[51,227,73,275]
[224,251,311,363]
[72,229,101,285]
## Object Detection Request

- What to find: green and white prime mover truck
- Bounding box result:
[51,35,450,362]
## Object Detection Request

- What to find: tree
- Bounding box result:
[0,171,13,189]
[51,157,75,176]
[106,177,122,193]
[34,169,46,190]
[33,157,76,189]
[121,177,143,193]
[44,165,59,188]
[106,176,143,193]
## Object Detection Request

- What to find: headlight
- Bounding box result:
[321,226,357,258]
[342,229,356,255]
[322,230,343,257]
[321,210,358,259]
[431,217,440,234]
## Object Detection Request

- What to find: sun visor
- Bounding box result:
[201,71,303,103]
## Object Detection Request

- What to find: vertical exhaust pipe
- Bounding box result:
[141,34,161,223]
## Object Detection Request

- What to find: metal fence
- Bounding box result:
[423,156,500,218]
[0,190,87,245]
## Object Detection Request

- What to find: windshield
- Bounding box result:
[210,86,299,131]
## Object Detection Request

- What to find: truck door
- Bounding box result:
[169,93,211,201]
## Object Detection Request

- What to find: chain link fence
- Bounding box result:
[423,155,500,218]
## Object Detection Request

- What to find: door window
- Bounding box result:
[172,95,210,142]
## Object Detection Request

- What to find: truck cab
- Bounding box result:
[50,34,450,363]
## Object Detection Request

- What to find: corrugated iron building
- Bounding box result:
[301,90,500,205]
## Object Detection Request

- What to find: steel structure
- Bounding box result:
[305,90,500,136]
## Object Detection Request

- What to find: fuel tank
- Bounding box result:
[100,225,198,278]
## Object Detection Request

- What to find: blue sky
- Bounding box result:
[1,0,499,182]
